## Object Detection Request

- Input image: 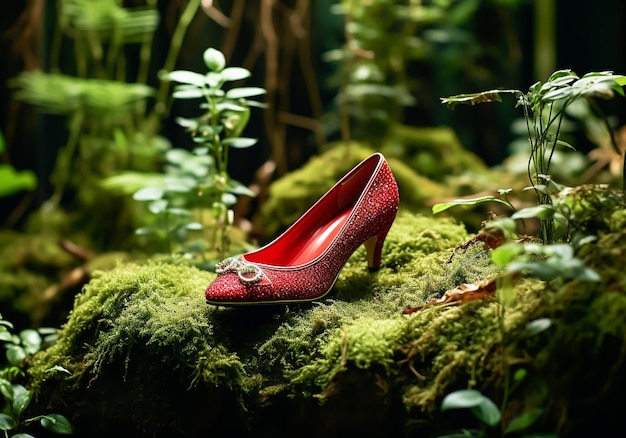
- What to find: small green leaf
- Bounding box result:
[45,365,72,375]
[511,368,527,393]
[507,261,560,280]
[222,192,237,206]
[134,187,164,202]
[432,196,511,214]
[215,102,247,112]
[0,319,14,329]
[227,179,256,197]
[0,378,13,400]
[136,226,157,236]
[222,137,258,148]
[204,48,226,72]
[441,389,484,410]
[511,205,555,220]
[485,218,517,235]
[12,387,32,416]
[175,117,199,130]
[0,165,37,197]
[555,139,575,150]
[184,222,203,231]
[12,433,36,438]
[225,87,266,99]
[166,207,190,217]
[20,329,42,354]
[40,414,73,435]
[491,242,524,266]
[525,318,552,336]
[6,344,26,365]
[220,67,251,82]
[471,397,501,427]
[0,412,17,431]
[441,390,501,427]
[172,86,204,99]
[148,199,168,214]
[503,409,544,434]
[37,327,58,335]
[164,70,206,86]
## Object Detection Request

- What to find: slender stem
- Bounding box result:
[50,111,85,207]
[137,1,158,85]
[154,0,202,117]
[164,211,172,255]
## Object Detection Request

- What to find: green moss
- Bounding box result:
[29,259,247,391]
[25,203,626,436]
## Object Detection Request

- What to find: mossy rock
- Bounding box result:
[27,209,626,437]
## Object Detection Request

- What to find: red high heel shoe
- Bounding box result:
[205,152,399,305]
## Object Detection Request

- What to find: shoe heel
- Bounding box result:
[363,226,391,272]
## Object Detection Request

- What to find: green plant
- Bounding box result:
[0,132,37,199]
[437,315,557,438]
[438,386,556,438]
[131,47,265,259]
[441,69,626,244]
[0,315,72,437]
[326,0,524,149]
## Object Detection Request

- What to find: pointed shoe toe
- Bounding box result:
[205,152,399,306]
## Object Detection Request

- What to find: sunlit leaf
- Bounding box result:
[0,165,37,197]
[432,195,511,214]
[220,67,251,82]
[148,199,168,214]
[222,137,258,148]
[511,205,555,220]
[172,86,204,99]
[441,389,484,410]
[164,70,205,86]
[491,242,524,266]
[6,344,26,365]
[175,117,199,130]
[19,329,42,354]
[133,187,164,202]
[136,226,157,235]
[225,87,266,99]
[222,192,237,205]
[0,379,13,401]
[203,48,226,72]
[184,222,203,230]
[45,365,72,375]
[525,318,552,336]
[205,72,222,88]
[227,179,256,197]
[441,389,501,426]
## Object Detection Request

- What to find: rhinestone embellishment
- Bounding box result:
[215,257,264,285]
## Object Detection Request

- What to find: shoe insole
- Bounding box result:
[284,208,352,266]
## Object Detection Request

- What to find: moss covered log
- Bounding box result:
[26,208,626,437]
